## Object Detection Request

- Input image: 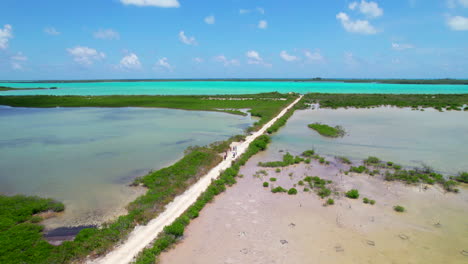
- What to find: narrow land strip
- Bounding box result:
[88,95,303,264]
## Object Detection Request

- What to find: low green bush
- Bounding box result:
[345,189,359,199]
[288,188,298,195]
[337,156,352,164]
[275,168,281,173]
[370,200,376,205]
[394,205,405,212]
[308,123,345,138]
[363,197,369,204]
[350,166,366,173]
[302,150,315,157]
[298,180,304,186]
[326,198,334,205]
[269,177,277,182]
[271,186,287,193]
[454,172,468,183]
[263,182,269,187]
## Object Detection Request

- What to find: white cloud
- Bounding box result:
[11,52,27,70]
[204,15,215,25]
[336,12,377,34]
[44,27,60,36]
[246,50,271,66]
[391,42,414,50]
[349,1,383,18]
[94,29,120,40]
[280,51,299,62]
[304,50,324,62]
[447,15,468,31]
[193,57,203,63]
[155,57,173,71]
[258,20,268,29]
[214,55,240,66]
[447,0,468,8]
[179,31,197,45]
[239,8,265,15]
[0,24,13,50]
[67,46,105,65]
[460,0,468,6]
[349,2,358,10]
[119,53,141,70]
[120,0,180,8]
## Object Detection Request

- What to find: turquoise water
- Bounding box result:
[1,81,468,96]
[0,107,252,227]
[264,107,468,174]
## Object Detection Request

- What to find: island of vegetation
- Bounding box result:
[0,86,54,91]
[308,123,346,138]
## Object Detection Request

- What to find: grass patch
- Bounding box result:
[349,166,366,173]
[0,195,64,264]
[345,189,360,199]
[263,182,269,187]
[326,198,335,205]
[454,172,468,183]
[337,156,352,164]
[308,123,345,138]
[287,188,298,195]
[271,186,287,193]
[258,152,304,167]
[269,177,277,182]
[394,205,405,212]
[303,93,468,111]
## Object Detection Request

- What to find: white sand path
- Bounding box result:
[88,95,303,264]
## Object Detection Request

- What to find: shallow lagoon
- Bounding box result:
[267,107,468,174]
[1,81,468,96]
[0,107,252,227]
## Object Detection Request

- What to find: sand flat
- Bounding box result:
[159,153,468,264]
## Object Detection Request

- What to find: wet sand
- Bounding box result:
[159,152,468,264]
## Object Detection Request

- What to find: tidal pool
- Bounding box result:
[268,107,468,174]
[0,106,252,227]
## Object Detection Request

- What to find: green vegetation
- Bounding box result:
[337,156,352,164]
[454,172,468,183]
[287,188,298,195]
[384,165,460,192]
[349,166,367,173]
[0,86,50,91]
[269,177,277,182]
[303,93,468,111]
[394,205,405,212]
[326,198,335,205]
[303,187,310,192]
[298,180,304,186]
[308,123,345,138]
[363,197,375,205]
[364,156,381,165]
[271,186,287,193]
[304,176,333,198]
[302,150,315,157]
[0,195,64,264]
[345,189,360,199]
[275,168,281,173]
[258,152,304,167]
[263,182,269,187]
[0,93,298,132]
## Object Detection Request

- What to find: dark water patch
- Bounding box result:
[44,225,96,245]
[0,135,113,148]
[114,168,151,184]
[95,151,119,158]
[161,138,196,146]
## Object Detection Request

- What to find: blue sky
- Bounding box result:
[0,0,467,80]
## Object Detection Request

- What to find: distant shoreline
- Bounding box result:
[1,78,468,85]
